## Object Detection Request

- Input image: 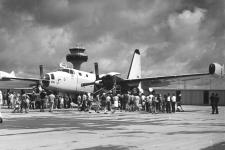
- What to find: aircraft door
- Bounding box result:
[203,91,209,105]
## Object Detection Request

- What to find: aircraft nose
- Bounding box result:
[42,74,50,87]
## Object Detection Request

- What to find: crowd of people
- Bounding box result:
[80,91,185,114]
[0,89,221,121]
[0,89,185,114]
[0,90,77,113]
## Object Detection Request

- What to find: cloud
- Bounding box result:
[0,0,225,80]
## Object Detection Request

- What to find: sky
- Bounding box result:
[0,0,225,79]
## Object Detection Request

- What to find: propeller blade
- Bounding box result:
[94,62,100,80]
[39,65,44,79]
[81,82,95,87]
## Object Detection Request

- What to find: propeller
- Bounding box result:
[95,62,99,80]
[39,65,44,79]
[37,65,44,92]
[81,62,102,87]
[81,62,121,91]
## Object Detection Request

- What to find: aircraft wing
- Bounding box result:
[122,73,211,88]
[1,77,40,82]
[0,77,40,89]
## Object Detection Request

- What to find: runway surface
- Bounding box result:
[0,106,225,150]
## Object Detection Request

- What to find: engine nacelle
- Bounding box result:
[95,80,102,85]
[209,63,224,77]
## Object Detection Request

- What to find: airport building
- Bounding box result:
[66,47,88,70]
[153,89,225,106]
[151,77,225,106]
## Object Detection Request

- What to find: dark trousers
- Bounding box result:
[107,101,111,111]
[166,101,171,113]
[171,102,176,113]
[212,104,219,114]
[40,99,45,111]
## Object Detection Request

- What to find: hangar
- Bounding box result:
[151,77,225,106]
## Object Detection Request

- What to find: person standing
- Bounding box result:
[3,92,7,106]
[94,94,101,113]
[59,96,64,109]
[106,94,112,112]
[8,92,14,109]
[130,94,135,112]
[141,93,146,111]
[135,95,140,111]
[20,90,29,113]
[54,95,59,109]
[0,90,3,123]
[88,93,93,113]
[176,93,184,112]
[171,94,176,113]
[151,94,157,114]
[80,94,86,111]
[161,95,167,113]
[48,92,55,112]
[210,93,215,114]
[123,92,130,111]
[112,94,119,113]
[214,93,219,114]
[149,92,154,113]
[30,91,36,110]
[40,90,46,112]
[166,93,171,113]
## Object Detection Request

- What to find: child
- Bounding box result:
[12,99,20,113]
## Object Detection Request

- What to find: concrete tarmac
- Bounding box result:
[0,106,225,150]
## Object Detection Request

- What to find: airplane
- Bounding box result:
[0,49,224,96]
[0,70,15,80]
[81,49,225,94]
[0,71,35,89]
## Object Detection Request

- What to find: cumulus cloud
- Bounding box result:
[0,0,225,82]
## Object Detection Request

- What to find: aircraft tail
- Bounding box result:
[10,71,15,77]
[127,49,141,79]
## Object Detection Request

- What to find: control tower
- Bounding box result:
[66,47,88,70]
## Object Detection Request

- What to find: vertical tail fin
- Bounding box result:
[127,49,141,79]
[10,71,15,77]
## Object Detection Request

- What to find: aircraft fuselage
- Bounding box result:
[43,68,96,94]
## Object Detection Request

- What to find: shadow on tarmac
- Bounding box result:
[74,145,135,150]
[1,111,225,138]
[201,141,225,150]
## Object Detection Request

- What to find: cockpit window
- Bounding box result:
[50,74,55,80]
[69,70,75,74]
[44,74,50,80]
[58,68,70,73]
[79,72,82,76]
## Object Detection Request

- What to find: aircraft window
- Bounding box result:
[86,74,88,77]
[79,72,82,76]
[61,69,70,73]
[44,74,50,80]
[70,70,75,74]
[51,74,55,80]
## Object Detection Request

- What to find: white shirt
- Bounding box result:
[171,96,176,102]
[106,96,111,102]
[167,96,171,102]
[113,96,119,107]
[0,91,2,105]
[49,94,55,103]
